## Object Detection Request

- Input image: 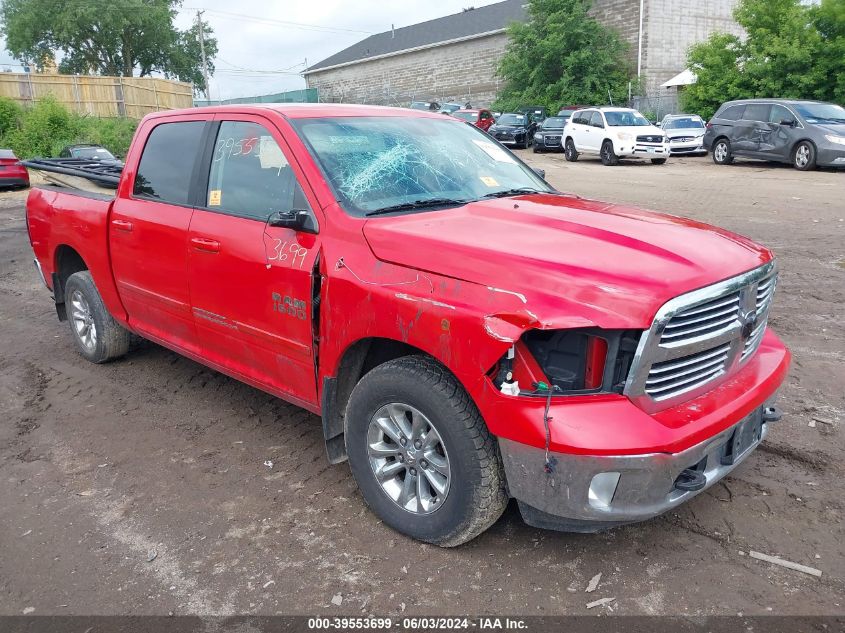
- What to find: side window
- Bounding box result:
[133,121,206,205]
[590,111,605,128]
[743,104,771,122]
[575,111,589,125]
[769,105,793,124]
[206,120,313,224]
[720,105,745,121]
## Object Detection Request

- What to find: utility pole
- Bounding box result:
[196,10,211,101]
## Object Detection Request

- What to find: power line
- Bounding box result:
[182,7,374,35]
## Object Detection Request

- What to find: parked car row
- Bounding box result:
[419,97,845,173]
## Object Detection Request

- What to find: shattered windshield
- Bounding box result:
[292,117,552,216]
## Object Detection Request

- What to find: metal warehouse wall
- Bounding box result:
[0,73,194,118]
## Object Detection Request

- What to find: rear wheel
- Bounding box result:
[345,356,507,547]
[712,138,734,165]
[64,271,131,363]
[564,138,579,162]
[600,140,619,166]
[792,141,817,171]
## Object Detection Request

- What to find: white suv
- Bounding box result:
[563,107,668,166]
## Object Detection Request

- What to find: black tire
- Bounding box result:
[712,138,734,165]
[564,138,579,162]
[345,356,507,547]
[651,158,667,165]
[600,140,619,166]
[532,143,541,153]
[64,271,131,363]
[792,141,817,171]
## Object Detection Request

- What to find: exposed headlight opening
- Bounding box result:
[492,328,642,396]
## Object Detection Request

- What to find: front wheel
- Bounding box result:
[600,140,619,166]
[345,356,508,547]
[564,138,579,162]
[651,158,667,165]
[792,141,817,171]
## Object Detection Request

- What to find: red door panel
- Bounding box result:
[188,211,319,405]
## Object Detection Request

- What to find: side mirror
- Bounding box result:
[780,119,796,127]
[532,168,546,180]
[268,209,314,233]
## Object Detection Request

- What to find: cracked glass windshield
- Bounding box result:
[293,117,551,216]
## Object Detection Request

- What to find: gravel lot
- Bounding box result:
[0,155,843,617]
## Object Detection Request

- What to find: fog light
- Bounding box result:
[588,472,620,509]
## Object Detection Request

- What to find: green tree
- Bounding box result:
[0,0,217,93]
[493,0,636,113]
[683,0,844,119]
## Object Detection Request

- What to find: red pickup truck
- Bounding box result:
[26,104,790,546]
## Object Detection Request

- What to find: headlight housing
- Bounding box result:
[617,132,634,142]
[492,329,642,396]
[825,134,845,146]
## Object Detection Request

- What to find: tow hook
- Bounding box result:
[762,406,783,423]
[674,468,707,492]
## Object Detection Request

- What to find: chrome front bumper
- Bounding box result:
[500,405,779,531]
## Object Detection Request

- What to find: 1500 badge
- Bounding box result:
[272,292,307,320]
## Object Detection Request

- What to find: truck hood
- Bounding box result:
[362,194,772,330]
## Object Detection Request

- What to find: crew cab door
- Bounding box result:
[110,115,212,353]
[187,115,321,408]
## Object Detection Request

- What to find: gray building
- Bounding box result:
[304,0,742,109]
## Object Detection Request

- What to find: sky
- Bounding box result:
[0,0,502,101]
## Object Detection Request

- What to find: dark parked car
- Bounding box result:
[532,116,567,152]
[704,99,845,170]
[518,105,547,124]
[488,113,537,149]
[59,144,123,167]
[0,149,29,189]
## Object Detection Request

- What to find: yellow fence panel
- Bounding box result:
[0,72,194,118]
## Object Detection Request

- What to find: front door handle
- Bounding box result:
[112,219,134,232]
[191,237,220,253]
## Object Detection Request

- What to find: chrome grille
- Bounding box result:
[625,262,778,412]
[660,293,741,344]
[645,343,731,399]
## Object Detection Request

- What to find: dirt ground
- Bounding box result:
[0,155,842,617]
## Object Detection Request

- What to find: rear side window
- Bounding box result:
[743,104,771,122]
[133,121,206,205]
[719,105,745,121]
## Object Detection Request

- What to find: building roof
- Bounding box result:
[305,0,527,74]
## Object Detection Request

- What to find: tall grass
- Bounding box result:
[0,95,138,158]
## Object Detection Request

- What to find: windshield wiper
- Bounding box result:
[480,188,546,199]
[364,198,468,217]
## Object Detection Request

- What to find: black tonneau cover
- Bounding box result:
[21,158,123,189]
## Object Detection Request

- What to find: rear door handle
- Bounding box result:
[112,219,133,232]
[191,237,220,253]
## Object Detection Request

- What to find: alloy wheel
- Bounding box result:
[795,144,810,168]
[70,289,97,351]
[367,403,451,515]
